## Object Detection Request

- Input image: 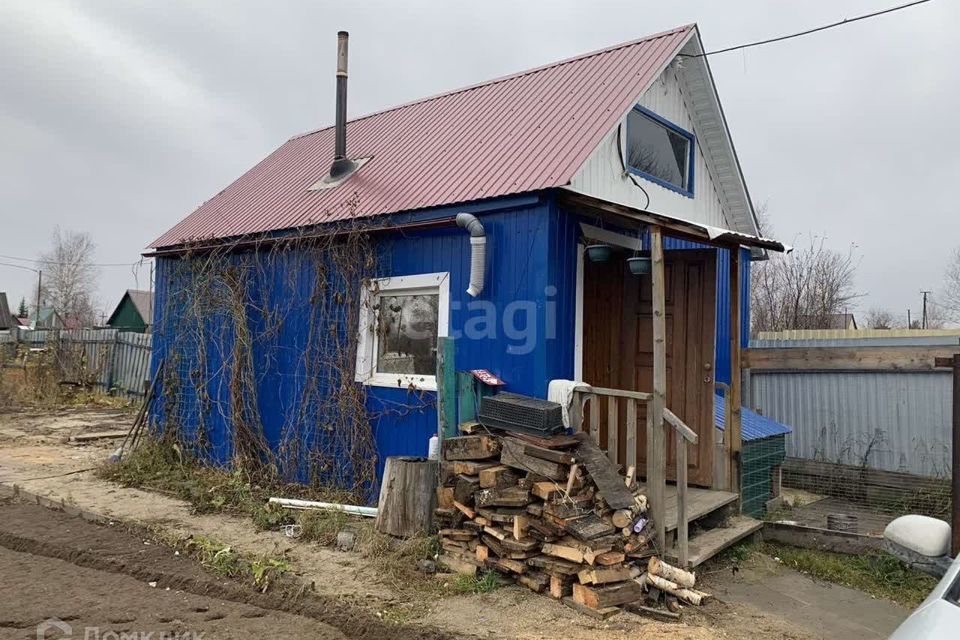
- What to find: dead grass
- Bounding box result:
[100,437,444,598]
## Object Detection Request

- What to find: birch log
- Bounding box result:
[646,574,712,606]
[648,556,696,588]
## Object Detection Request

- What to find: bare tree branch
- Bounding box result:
[38,227,99,327]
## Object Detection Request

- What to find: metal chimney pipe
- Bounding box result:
[330,31,355,178]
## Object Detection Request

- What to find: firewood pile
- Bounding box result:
[435,428,712,619]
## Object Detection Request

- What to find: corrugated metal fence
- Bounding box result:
[0,328,152,398]
[749,333,959,478]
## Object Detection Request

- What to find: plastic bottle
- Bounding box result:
[428,434,440,461]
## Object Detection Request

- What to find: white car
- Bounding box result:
[884,515,959,639]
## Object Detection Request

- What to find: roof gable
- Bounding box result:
[566,31,760,236]
[150,25,695,248]
[107,290,153,326]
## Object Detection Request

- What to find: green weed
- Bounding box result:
[760,541,937,608]
[451,570,502,595]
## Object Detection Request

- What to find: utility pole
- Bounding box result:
[907,309,912,330]
[921,290,932,329]
[35,269,42,326]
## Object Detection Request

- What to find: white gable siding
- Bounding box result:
[565,64,735,232]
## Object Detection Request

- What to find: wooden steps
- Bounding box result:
[661,487,738,533]
[666,516,763,568]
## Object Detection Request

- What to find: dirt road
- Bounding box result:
[0,499,454,640]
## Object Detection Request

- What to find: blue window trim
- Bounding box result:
[626,105,696,198]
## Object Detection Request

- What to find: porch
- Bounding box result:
[561,192,784,567]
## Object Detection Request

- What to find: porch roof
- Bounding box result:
[560,192,788,253]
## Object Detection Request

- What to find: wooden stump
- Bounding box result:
[375,456,439,538]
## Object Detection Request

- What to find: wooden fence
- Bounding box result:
[0,328,152,398]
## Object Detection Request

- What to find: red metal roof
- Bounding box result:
[151,25,695,249]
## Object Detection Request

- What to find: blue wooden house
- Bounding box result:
[147,25,785,565]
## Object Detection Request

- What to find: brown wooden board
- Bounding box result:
[562,596,621,620]
[500,437,567,480]
[565,513,616,541]
[523,443,576,465]
[573,434,635,509]
[527,555,582,576]
[510,432,580,450]
[475,486,531,508]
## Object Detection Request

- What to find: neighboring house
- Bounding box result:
[0,293,13,330]
[148,25,786,563]
[30,307,65,329]
[106,290,154,333]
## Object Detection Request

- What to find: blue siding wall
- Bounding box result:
[150,196,561,489]
[149,191,751,491]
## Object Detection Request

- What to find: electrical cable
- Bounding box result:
[682,0,934,58]
[0,252,144,268]
[616,123,651,210]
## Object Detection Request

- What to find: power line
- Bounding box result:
[0,252,146,269]
[683,0,934,58]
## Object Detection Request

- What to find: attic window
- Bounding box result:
[626,106,695,197]
[355,272,450,391]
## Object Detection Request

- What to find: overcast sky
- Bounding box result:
[1,0,956,324]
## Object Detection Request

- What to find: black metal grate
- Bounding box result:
[478,393,565,436]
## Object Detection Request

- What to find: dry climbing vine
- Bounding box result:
[152,208,432,499]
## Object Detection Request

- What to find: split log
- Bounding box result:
[577,566,633,585]
[531,481,561,501]
[479,465,519,488]
[454,474,480,504]
[436,487,455,509]
[646,574,711,606]
[475,486,530,508]
[375,456,438,537]
[648,557,696,589]
[541,542,584,563]
[453,500,476,519]
[549,575,572,599]
[573,581,644,609]
[442,435,501,460]
[517,570,549,593]
[445,460,498,475]
[611,509,633,529]
[513,514,529,540]
[595,551,626,566]
[565,464,580,494]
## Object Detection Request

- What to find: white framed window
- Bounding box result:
[355,272,450,391]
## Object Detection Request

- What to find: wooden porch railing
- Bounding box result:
[570,387,698,566]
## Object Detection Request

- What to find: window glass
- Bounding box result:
[376,293,439,376]
[627,109,691,192]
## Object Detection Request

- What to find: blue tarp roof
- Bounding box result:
[714,394,792,442]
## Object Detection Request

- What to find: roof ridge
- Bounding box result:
[289,24,696,141]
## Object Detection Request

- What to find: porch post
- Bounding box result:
[650,226,667,550]
[728,248,743,502]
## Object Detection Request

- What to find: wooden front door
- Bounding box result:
[582,249,716,487]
